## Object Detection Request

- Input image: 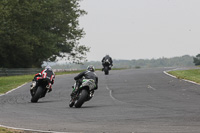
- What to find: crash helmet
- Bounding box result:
[106,54,110,57]
[45,65,52,70]
[87,65,95,72]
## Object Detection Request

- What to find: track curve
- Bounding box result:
[1,68,200,133]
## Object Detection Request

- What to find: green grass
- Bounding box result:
[0,75,34,94]
[0,127,22,133]
[168,69,200,84]
[0,127,9,133]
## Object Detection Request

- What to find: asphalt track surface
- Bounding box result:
[1,68,200,133]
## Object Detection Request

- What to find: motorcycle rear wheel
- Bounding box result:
[31,86,43,103]
[74,89,88,108]
[104,67,109,75]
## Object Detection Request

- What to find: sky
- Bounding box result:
[79,0,200,61]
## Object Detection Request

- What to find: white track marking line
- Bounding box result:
[106,86,125,103]
[163,69,200,86]
[182,79,200,85]
[147,85,156,90]
[163,68,188,79]
[163,71,177,79]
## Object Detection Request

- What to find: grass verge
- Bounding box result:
[0,75,34,94]
[0,127,25,133]
[168,69,200,84]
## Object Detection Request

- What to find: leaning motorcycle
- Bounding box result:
[30,78,52,103]
[103,59,111,75]
[69,79,96,108]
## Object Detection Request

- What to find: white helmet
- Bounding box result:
[45,65,52,70]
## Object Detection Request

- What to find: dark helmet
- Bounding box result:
[87,65,95,72]
[106,54,109,57]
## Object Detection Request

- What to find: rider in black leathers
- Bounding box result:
[70,65,98,96]
[102,55,113,70]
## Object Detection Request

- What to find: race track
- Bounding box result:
[1,68,200,133]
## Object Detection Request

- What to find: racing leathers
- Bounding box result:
[31,68,55,93]
[102,55,113,70]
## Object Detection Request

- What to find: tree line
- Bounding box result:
[51,55,195,69]
[193,54,200,66]
[0,0,89,68]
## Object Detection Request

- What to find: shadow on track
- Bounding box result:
[68,104,110,109]
[28,99,62,104]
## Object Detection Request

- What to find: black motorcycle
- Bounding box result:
[30,78,52,103]
[103,59,111,75]
[69,79,96,108]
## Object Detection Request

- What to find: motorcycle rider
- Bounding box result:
[102,54,113,71]
[70,65,98,96]
[30,65,55,96]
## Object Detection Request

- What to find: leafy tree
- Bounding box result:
[193,54,200,66]
[0,0,89,68]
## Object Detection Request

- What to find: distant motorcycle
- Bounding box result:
[69,79,96,108]
[103,59,111,75]
[30,78,52,103]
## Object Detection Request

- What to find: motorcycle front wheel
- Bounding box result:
[69,99,75,108]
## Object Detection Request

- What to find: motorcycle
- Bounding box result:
[30,78,52,103]
[69,79,96,108]
[103,59,111,75]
